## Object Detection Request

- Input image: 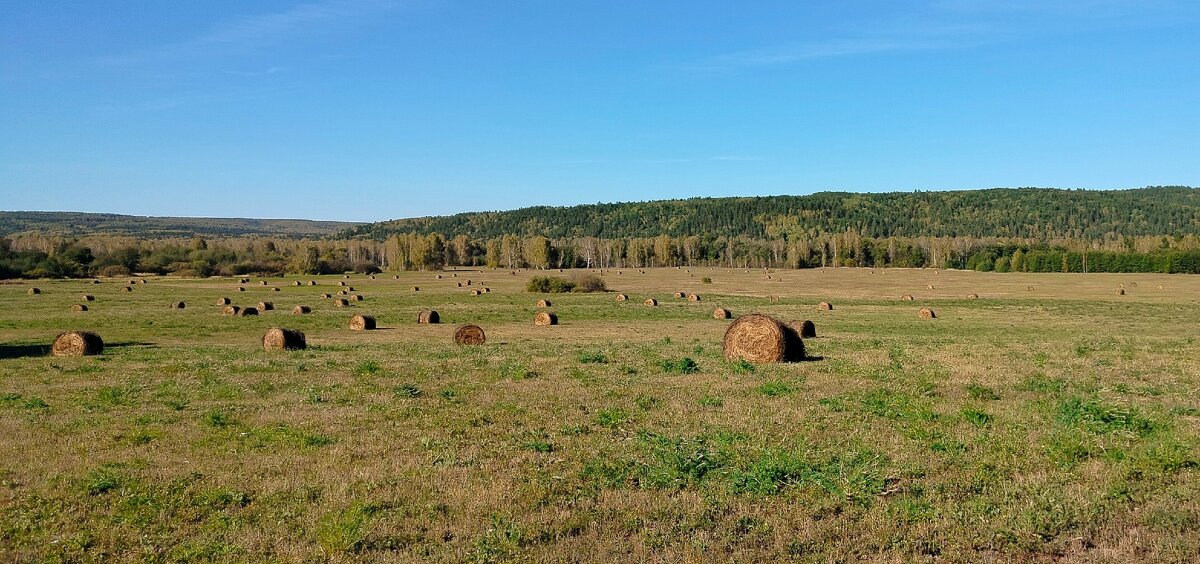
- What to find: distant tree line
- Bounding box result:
[339,186,1200,241]
[5,230,1200,279]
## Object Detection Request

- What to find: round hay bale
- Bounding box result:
[346,286,355,291]
[27,287,41,295]
[536,299,552,308]
[673,291,685,298]
[436,274,443,279]
[456,282,463,287]
[901,294,914,301]
[534,312,558,326]
[222,305,241,316]
[337,290,348,296]
[171,302,185,309]
[292,305,311,315]
[128,280,136,285]
[393,275,400,280]
[818,301,833,311]
[238,307,259,317]
[790,319,817,339]
[967,293,979,299]
[257,301,274,311]
[263,327,306,350]
[72,304,88,312]
[466,279,472,285]
[454,324,486,345]
[334,298,350,307]
[237,287,246,292]
[469,289,481,296]
[412,286,420,292]
[351,294,364,301]
[260,281,267,286]
[713,307,731,319]
[138,279,147,285]
[644,298,657,306]
[321,293,332,299]
[343,275,350,279]
[1118,283,1124,288]
[52,331,103,356]
[122,286,133,292]
[82,294,95,301]
[688,293,701,302]
[338,281,346,286]
[293,281,303,286]
[418,310,440,324]
[239,278,249,284]
[309,280,317,286]
[918,308,937,319]
[722,314,804,363]
[349,314,376,330]
[482,287,490,293]
[1116,288,1125,295]
[927,284,935,290]
[216,297,231,305]
[370,275,376,280]
[90,280,101,284]
[616,294,628,301]
[1157,285,1164,290]
[271,287,280,292]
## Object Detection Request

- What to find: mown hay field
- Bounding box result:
[1,267,1198,562]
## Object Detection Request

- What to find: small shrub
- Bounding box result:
[394,384,421,398]
[699,395,724,407]
[571,273,607,293]
[701,277,713,284]
[1057,397,1160,436]
[578,351,608,364]
[522,430,554,453]
[315,502,378,556]
[758,380,795,397]
[961,408,992,427]
[526,276,575,293]
[966,383,999,401]
[352,361,382,377]
[659,357,699,374]
[203,409,234,428]
[635,394,660,410]
[818,397,846,412]
[732,359,756,374]
[594,407,630,428]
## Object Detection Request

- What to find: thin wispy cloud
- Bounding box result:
[565,156,767,165]
[698,38,954,71]
[99,0,397,65]
[223,66,286,77]
[680,0,1194,75]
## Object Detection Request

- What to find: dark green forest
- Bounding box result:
[340,187,1200,241]
[4,187,1200,278]
[0,212,357,239]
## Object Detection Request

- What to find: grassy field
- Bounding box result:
[1,267,1198,562]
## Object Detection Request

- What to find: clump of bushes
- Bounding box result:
[572,273,607,293]
[526,274,608,293]
[527,276,576,293]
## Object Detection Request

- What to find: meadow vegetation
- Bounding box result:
[0,267,1197,561]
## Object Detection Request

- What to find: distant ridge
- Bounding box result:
[0,211,359,238]
[340,186,1200,241]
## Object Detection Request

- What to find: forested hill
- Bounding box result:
[341,187,1200,241]
[0,212,359,239]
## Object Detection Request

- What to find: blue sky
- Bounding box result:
[2,1,1198,222]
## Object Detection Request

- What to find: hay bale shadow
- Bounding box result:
[0,344,51,359]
